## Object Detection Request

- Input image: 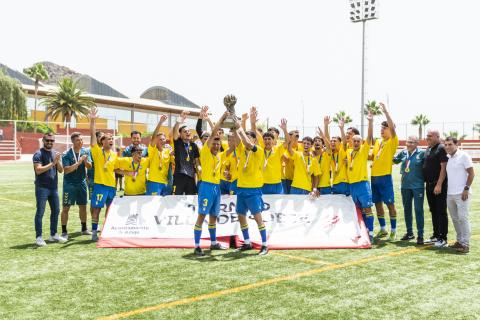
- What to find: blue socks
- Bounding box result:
[259,224,267,246]
[208,223,217,245]
[241,224,251,244]
[92,223,98,231]
[378,216,386,230]
[194,224,202,247]
[391,217,397,231]
[366,213,374,235]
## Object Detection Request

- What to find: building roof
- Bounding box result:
[141,86,200,109]
[21,83,200,116]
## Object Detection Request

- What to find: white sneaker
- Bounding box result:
[434,239,447,248]
[49,233,68,243]
[61,233,69,241]
[36,237,47,247]
[91,230,99,242]
[81,229,92,235]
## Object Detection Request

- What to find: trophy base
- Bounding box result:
[221,117,238,129]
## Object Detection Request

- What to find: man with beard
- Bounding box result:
[33,133,65,246]
[171,111,201,195]
[123,130,148,157]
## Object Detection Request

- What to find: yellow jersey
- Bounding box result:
[118,157,149,195]
[315,151,332,188]
[225,147,240,182]
[263,144,286,184]
[237,142,264,189]
[91,144,118,188]
[331,145,349,185]
[200,145,222,185]
[147,145,172,184]
[371,135,399,176]
[347,141,371,184]
[283,143,303,180]
[290,151,321,192]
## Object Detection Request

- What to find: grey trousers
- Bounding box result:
[447,194,471,246]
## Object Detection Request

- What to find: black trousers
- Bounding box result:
[173,173,197,195]
[425,181,448,241]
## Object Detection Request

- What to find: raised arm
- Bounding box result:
[316,126,331,152]
[249,106,264,147]
[235,119,255,150]
[172,110,189,141]
[195,106,208,139]
[279,118,290,148]
[241,112,248,131]
[150,114,168,147]
[89,107,98,147]
[323,116,332,142]
[366,111,374,145]
[380,102,396,138]
[206,111,229,148]
[339,118,346,148]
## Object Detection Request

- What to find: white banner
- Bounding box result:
[99,194,370,249]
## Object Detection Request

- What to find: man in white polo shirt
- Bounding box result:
[444,136,475,253]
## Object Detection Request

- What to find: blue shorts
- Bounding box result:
[198,182,221,216]
[319,187,332,195]
[91,184,116,208]
[349,181,373,209]
[236,187,264,215]
[332,182,350,196]
[282,179,293,194]
[371,175,395,204]
[290,187,310,195]
[262,182,284,195]
[220,180,231,195]
[230,180,238,195]
[63,181,88,206]
[146,181,168,196]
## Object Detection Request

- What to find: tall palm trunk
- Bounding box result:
[418,126,422,140]
[34,81,38,133]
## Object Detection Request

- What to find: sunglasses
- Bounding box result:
[44,139,55,143]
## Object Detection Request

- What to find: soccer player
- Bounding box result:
[88,107,119,241]
[171,110,201,195]
[60,132,91,240]
[223,132,240,195]
[146,115,172,196]
[371,103,399,241]
[282,129,301,194]
[288,136,321,196]
[345,126,360,152]
[116,146,149,196]
[347,112,375,243]
[262,119,290,194]
[33,133,65,246]
[123,130,148,157]
[193,112,230,256]
[330,118,349,196]
[233,118,268,255]
[314,117,334,195]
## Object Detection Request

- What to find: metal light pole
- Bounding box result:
[348,0,378,137]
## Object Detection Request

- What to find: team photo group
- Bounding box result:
[32,102,475,255]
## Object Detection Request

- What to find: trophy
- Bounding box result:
[222,94,239,128]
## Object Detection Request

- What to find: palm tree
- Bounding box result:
[411,114,430,140]
[363,100,382,116]
[41,77,95,129]
[443,131,467,141]
[23,63,49,132]
[474,123,480,139]
[333,111,353,124]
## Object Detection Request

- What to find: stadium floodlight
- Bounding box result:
[348,0,379,137]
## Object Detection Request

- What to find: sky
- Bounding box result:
[1,0,480,136]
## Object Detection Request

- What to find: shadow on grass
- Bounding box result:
[182,249,260,262]
[10,243,39,250]
[60,239,95,248]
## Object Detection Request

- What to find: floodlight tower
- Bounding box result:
[348,0,378,137]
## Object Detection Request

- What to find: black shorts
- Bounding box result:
[173,173,197,195]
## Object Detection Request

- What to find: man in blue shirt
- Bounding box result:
[61,132,92,240]
[393,136,425,244]
[33,133,65,246]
